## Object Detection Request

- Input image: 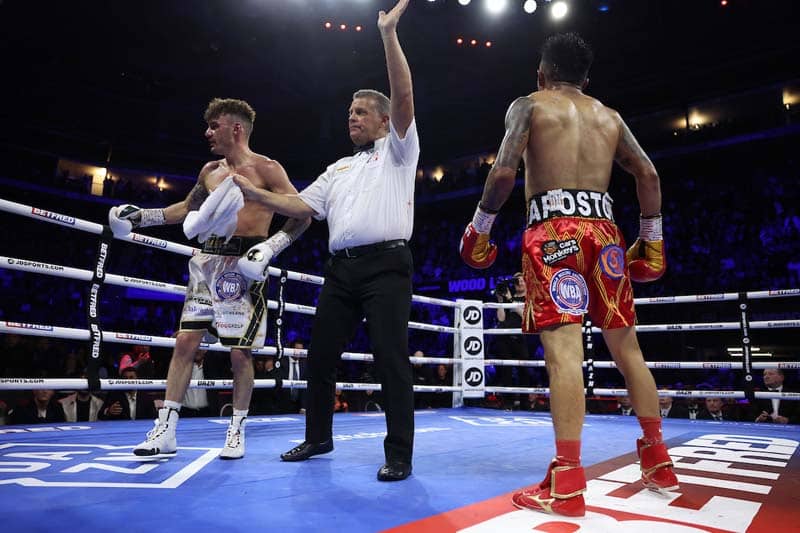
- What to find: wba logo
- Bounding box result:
[465,367,484,386]
[462,306,482,325]
[463,336,483,355]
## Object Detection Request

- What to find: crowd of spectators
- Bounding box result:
[1,127,798,425]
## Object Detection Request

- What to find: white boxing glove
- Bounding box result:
[108,204,165,237]
[238,231,293,281]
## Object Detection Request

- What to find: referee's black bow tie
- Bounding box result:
[353,141,375,154]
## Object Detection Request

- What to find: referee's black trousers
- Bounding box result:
[305,246,415,464]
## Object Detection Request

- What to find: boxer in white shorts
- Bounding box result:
[181,235,269,349]
[108,98,309,459]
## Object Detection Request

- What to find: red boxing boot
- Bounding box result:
[637,438,679,491]
[512,460,586,517]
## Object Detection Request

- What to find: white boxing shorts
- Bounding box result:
[179,235,268,348]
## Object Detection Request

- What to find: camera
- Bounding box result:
[492,277,517,301]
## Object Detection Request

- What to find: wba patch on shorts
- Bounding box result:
[549,269,589,315]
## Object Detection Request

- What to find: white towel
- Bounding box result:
[183,175,244,243]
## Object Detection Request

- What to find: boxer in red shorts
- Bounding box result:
[521,188,635,332]
[459,33,677,517]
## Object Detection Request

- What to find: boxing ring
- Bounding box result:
[1,198,799,533]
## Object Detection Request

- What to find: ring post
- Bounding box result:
[738,292,755,403]
[455,299,485,407]
[86,226,113,391]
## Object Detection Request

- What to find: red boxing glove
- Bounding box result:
[626,214,666,282]
[460,205,498,269]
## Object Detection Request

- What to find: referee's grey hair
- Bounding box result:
[353,89,391,117]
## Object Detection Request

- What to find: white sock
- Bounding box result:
[163,400,182,411]
[232,409,248,429]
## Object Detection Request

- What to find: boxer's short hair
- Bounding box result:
[204,98,256,135]
[540,33,594,85]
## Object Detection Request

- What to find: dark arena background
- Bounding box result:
[0,1,798,532]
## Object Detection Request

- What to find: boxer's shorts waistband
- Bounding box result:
[201,235,265,256]
[527,188,614,225]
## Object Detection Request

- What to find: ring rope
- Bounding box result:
[4,197,794,308]
[0,254,457,333]
[482,359,800,370]
[2,198,798,406]
[0,321,460,367]
[1,374,796,405]
[483,289,800,309]
[0,198,457,308]
[484,320,800,335]
[0,377,461,396]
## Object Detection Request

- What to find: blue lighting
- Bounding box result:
[598,3,610,12]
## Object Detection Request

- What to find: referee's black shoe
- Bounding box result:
[377,462,412,481]
[280,439,334,461]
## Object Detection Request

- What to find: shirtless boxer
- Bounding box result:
[459,33,677,516]
[108,98,310,459]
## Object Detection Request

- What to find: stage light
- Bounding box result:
[323,21,332,29]
[485,0,508,15]
[456,37,464,45]
[720,0,728,6]
[597,2,609,12]
[470,39,478,46]
[551,1,568,20]
[485,41,493,47]
[523,0,537,14]
[458,0,471,5]
[355,25,363,32]
[340,23,347,30]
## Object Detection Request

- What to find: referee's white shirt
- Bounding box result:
[298,119,420,254]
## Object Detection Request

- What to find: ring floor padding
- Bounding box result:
[1,408,797,532]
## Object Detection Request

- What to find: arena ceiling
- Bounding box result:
[1,0,797,177]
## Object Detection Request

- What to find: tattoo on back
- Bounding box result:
[187,182,209,211]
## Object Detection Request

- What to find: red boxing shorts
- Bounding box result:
[521,189,635,333]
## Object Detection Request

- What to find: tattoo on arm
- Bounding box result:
[615,120,653,174]
[495,97,534,169]
[186,182,209,211]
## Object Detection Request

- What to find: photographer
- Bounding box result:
[493,272,530,409]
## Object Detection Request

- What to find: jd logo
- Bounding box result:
[463,306,482,325]
[464,337,483,355]
[465,368,484,386]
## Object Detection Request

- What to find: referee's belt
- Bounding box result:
[527,188,614,225]
[202,235,266,256]
[332,239,407,259]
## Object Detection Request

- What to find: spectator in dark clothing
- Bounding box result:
[10,389,66,425]
[659,396,689,419]
[697,397,737,421]
[752,368,799,424]
[99,367,157,421]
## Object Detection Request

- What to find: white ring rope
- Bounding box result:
[484,320,799,335]
[483,359,800,370]
[1,198,798,403]
[483,290,800,309]
[0,198,454,308]
[0,321,456,365]
[6,252,795,335]
[0,377,461,394]
[0,254,456,332]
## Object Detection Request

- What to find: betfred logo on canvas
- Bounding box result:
[394,432,799,533]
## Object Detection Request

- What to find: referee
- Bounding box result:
[233,0,418,481]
